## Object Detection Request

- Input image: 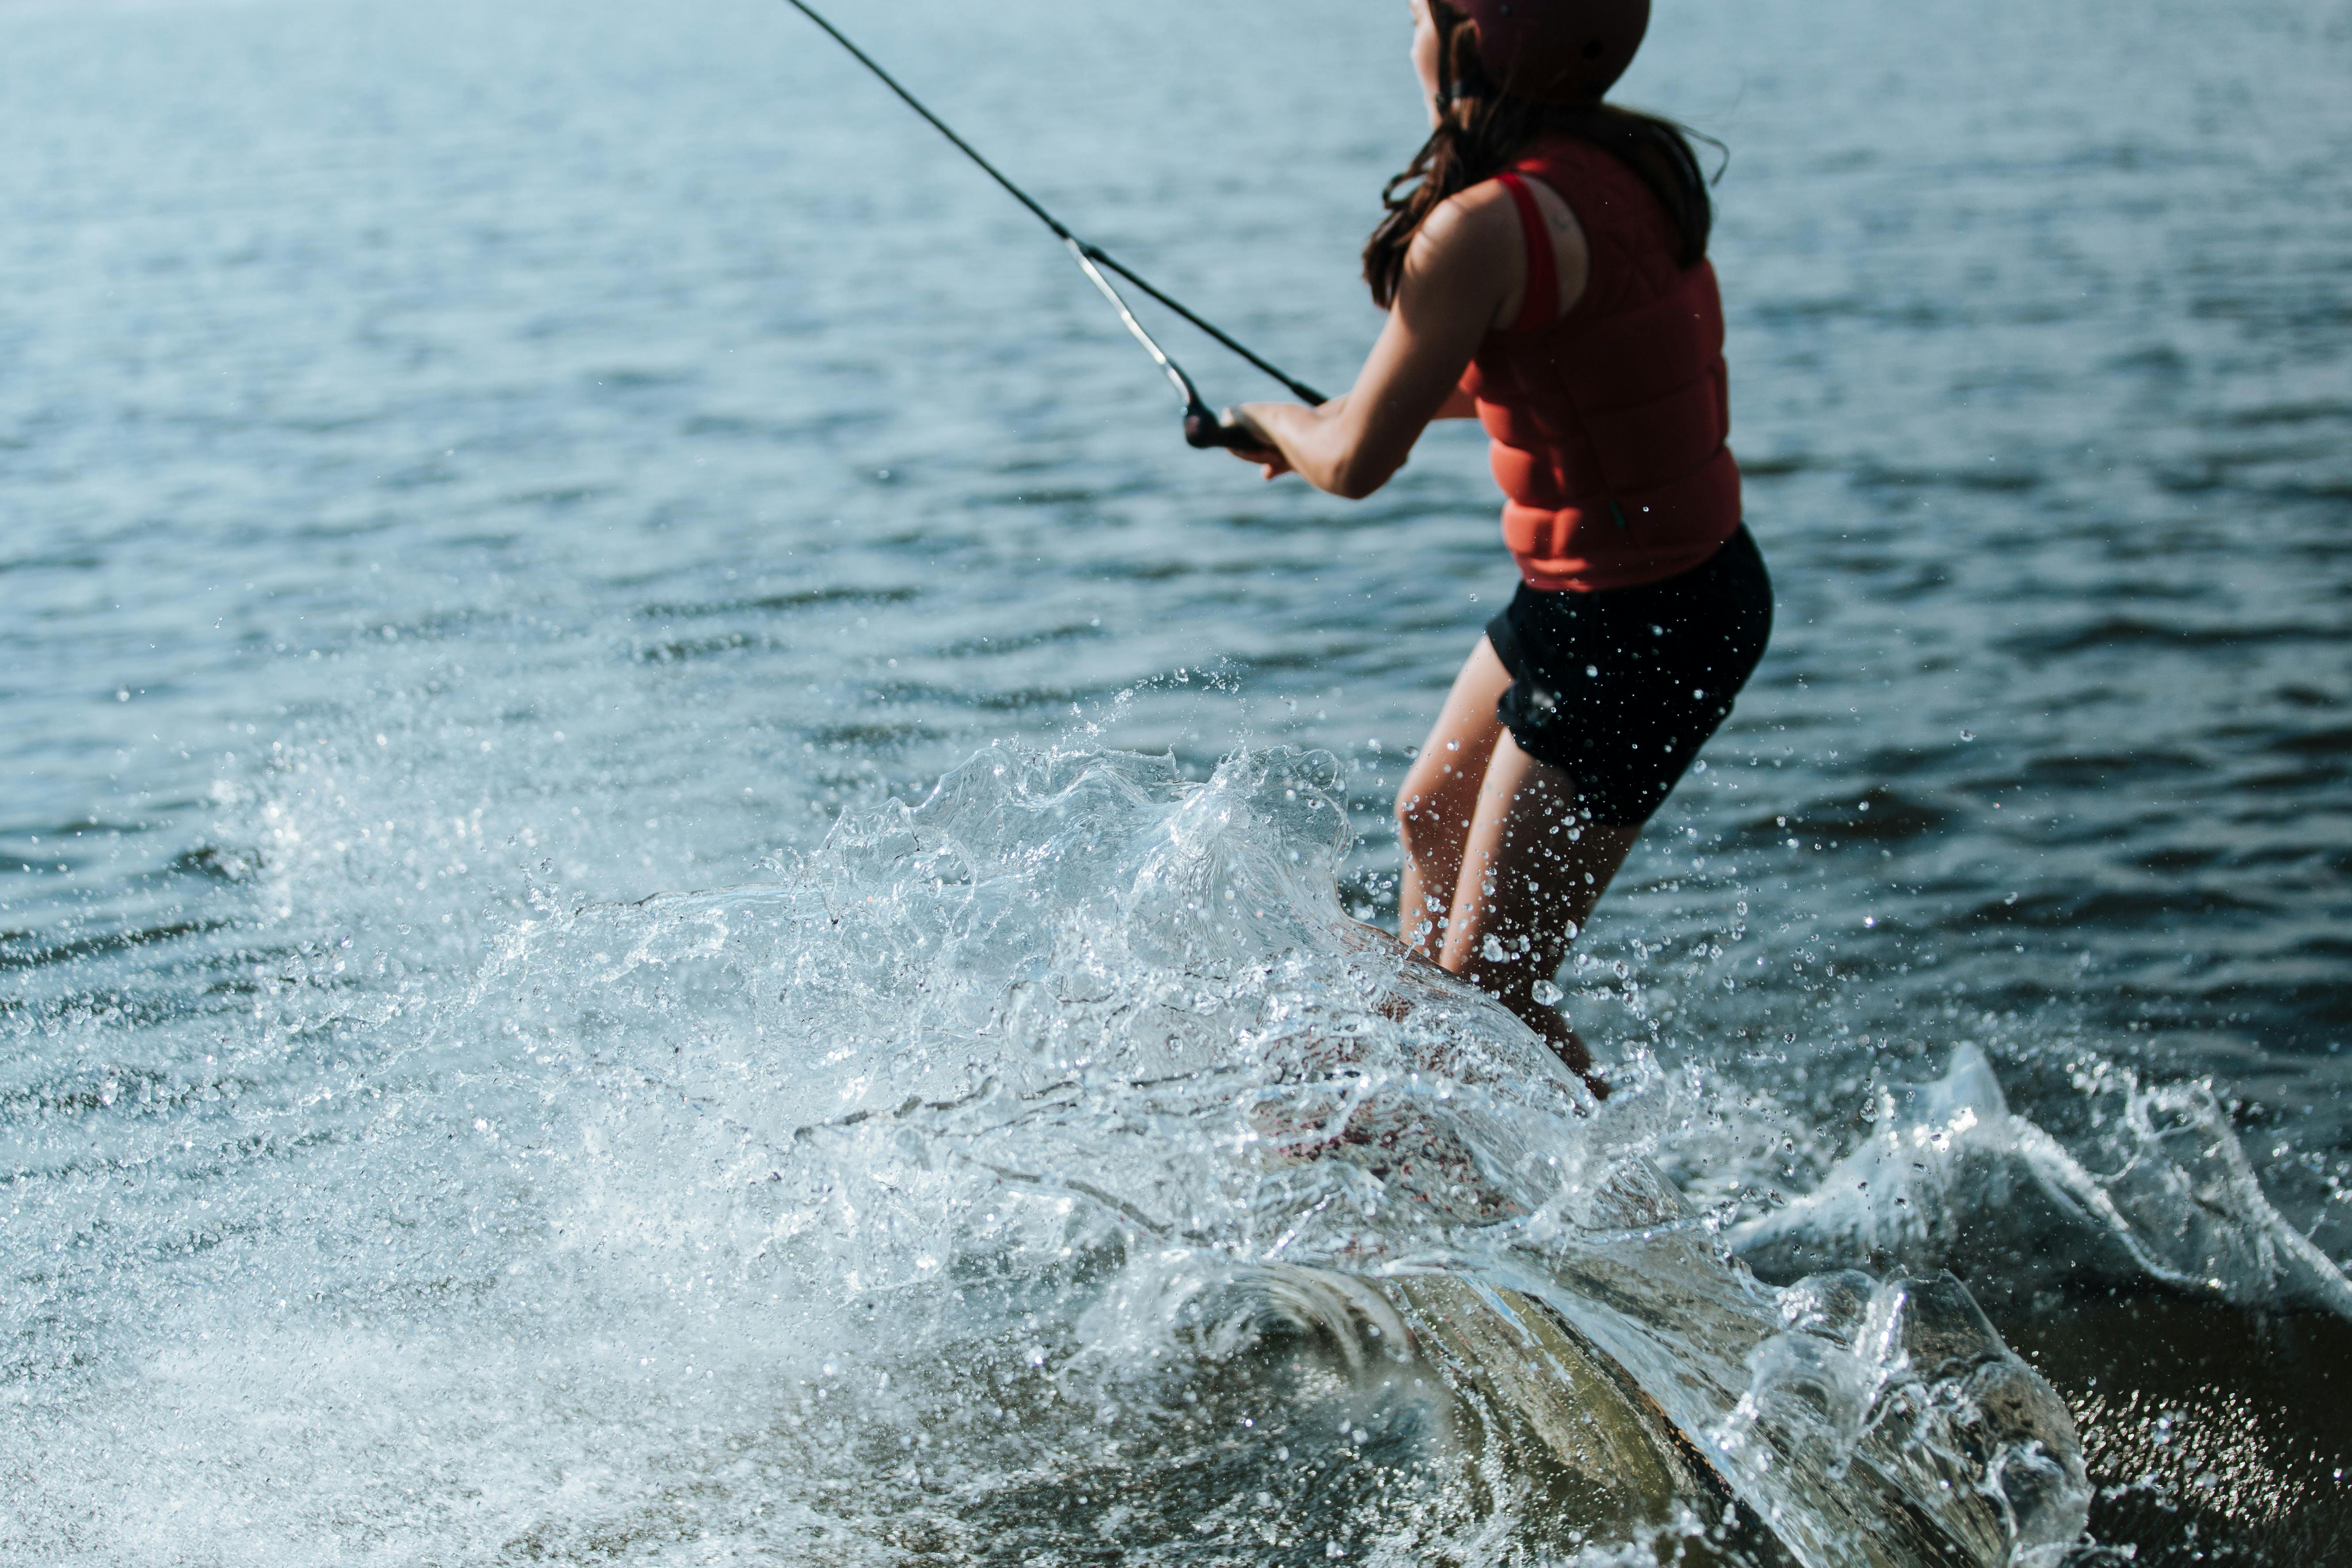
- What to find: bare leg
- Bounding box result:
[1393,638,1515,962]
[1438,733,1641,1090]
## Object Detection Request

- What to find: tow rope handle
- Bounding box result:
[1183,405,1272,453]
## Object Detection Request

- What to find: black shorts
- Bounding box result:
[1485,525,1773,826]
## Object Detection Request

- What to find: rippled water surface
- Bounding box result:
[4,0,2350,1562]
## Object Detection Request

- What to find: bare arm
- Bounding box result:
[1434,382,1480,421]
[1229,185,1522,499]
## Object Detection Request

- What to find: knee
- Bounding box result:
[1393,774,1447,860]
[1395,790,1473,873]
[1395,739,1497,853]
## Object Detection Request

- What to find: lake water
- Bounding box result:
[4,0,2350,1562]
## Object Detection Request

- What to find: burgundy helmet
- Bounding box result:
[1452,0,1651,103]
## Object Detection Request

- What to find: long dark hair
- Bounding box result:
[1362,0,1718,309]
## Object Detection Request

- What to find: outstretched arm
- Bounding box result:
[1229,185,1521,498]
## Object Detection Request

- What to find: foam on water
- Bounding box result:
[1,744,2152,1564]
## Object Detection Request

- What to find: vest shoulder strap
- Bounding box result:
[1493,172,1558,335]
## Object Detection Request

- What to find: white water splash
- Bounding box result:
[5,746,2093,1565]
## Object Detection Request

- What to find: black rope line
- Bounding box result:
[780,0,1329,418]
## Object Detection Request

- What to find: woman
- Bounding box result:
[1229,0,1772,1092]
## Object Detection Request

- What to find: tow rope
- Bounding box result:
[782,0,1327,449]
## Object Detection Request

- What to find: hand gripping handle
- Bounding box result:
[1184,403,1270,453]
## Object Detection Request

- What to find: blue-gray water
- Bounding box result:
[5,0,2350,1562]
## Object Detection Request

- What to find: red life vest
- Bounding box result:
[1460,137,1741,593]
